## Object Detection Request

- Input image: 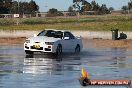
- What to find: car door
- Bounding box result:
[62,32,76,52]
[68,32,77,51]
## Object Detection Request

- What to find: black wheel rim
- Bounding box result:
[75,46,80,53]
[57,46,62,55]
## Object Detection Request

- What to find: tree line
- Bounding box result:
[0,0,39,15]
[122,0,132,14]
[47,0,132,17]
[71,0,111,14]
[47,0,112,17]
[0,0,132,17]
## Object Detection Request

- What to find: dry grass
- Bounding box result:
[0,15,132,31]
[83,38,132,49]
[0,37,26,45]
[93,39,132,49]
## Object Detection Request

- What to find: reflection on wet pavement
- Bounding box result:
[0,44,132,88]
[23,54,81,74]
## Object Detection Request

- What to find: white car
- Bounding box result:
[24,29,83,55]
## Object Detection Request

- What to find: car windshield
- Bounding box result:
[37,30,63,38]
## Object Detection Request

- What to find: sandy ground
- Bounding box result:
[0,37,132,49]
[0,37,26,45]
[83,38,132,49]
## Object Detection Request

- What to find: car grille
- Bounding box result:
[45,48,51,51]
[31,46,43,50]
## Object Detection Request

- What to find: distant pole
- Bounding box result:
[45,0,48,12]
[18,0,20,13]
[45,0,48,18]
[17,0,20,25]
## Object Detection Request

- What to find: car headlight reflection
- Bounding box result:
[45,42,54,45]
[26,40,30,43]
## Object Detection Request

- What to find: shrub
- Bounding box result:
[0,18,15,25]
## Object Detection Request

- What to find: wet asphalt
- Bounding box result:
[0,44,132,88]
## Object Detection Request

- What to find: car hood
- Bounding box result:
[27,36,61,43]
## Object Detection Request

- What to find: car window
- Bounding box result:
[54,31,63,38]
[37,30,46,36]
[68,32,75,39]
[64,32,75,39]
[45,30,54,37]
[64,32,70,37]
[37,30,63,38]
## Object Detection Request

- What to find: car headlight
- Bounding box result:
[45,42,54,45]
[25,40,30,43]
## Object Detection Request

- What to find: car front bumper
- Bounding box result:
[24,42,56,53]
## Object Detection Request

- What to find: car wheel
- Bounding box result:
[25,50,33,55]
[56,45,62,55]
[75,45,80,54]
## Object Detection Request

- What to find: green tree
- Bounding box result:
[47,8,64,17]
[25,0,39,16]
[28,0,39,13]
[11,0,39,16]
[73,0,84,12]
[71,0,110,15]
[91,1,97,11]
[10,1,18,14]
[122,5,128,14]
[68,6,74,12]
[109,7,114,11]
[20,2,30,14]
[0,0,39,15]
[122,6,128,11]
[47,8,58,17]
[81,1,91,12]
[0,0,12,14]
[99,4,109,14]
[128,0,132,10]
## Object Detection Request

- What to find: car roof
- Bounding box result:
[44,29,69,32]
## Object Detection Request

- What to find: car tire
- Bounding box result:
[75,45,80,54]
[56,45,62,55]
[25,50,33,55]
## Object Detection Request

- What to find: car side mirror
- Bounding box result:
[64,37,70,40]
[34,34,37,37]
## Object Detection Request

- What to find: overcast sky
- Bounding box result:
[25,0,129,12]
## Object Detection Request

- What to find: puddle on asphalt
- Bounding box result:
[0,44,132,88]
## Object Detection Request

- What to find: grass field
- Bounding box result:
[0,15,132,31]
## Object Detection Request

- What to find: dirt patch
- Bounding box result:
[0,37,132,49]
[0,37,26,45]
[83,38,132,49]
